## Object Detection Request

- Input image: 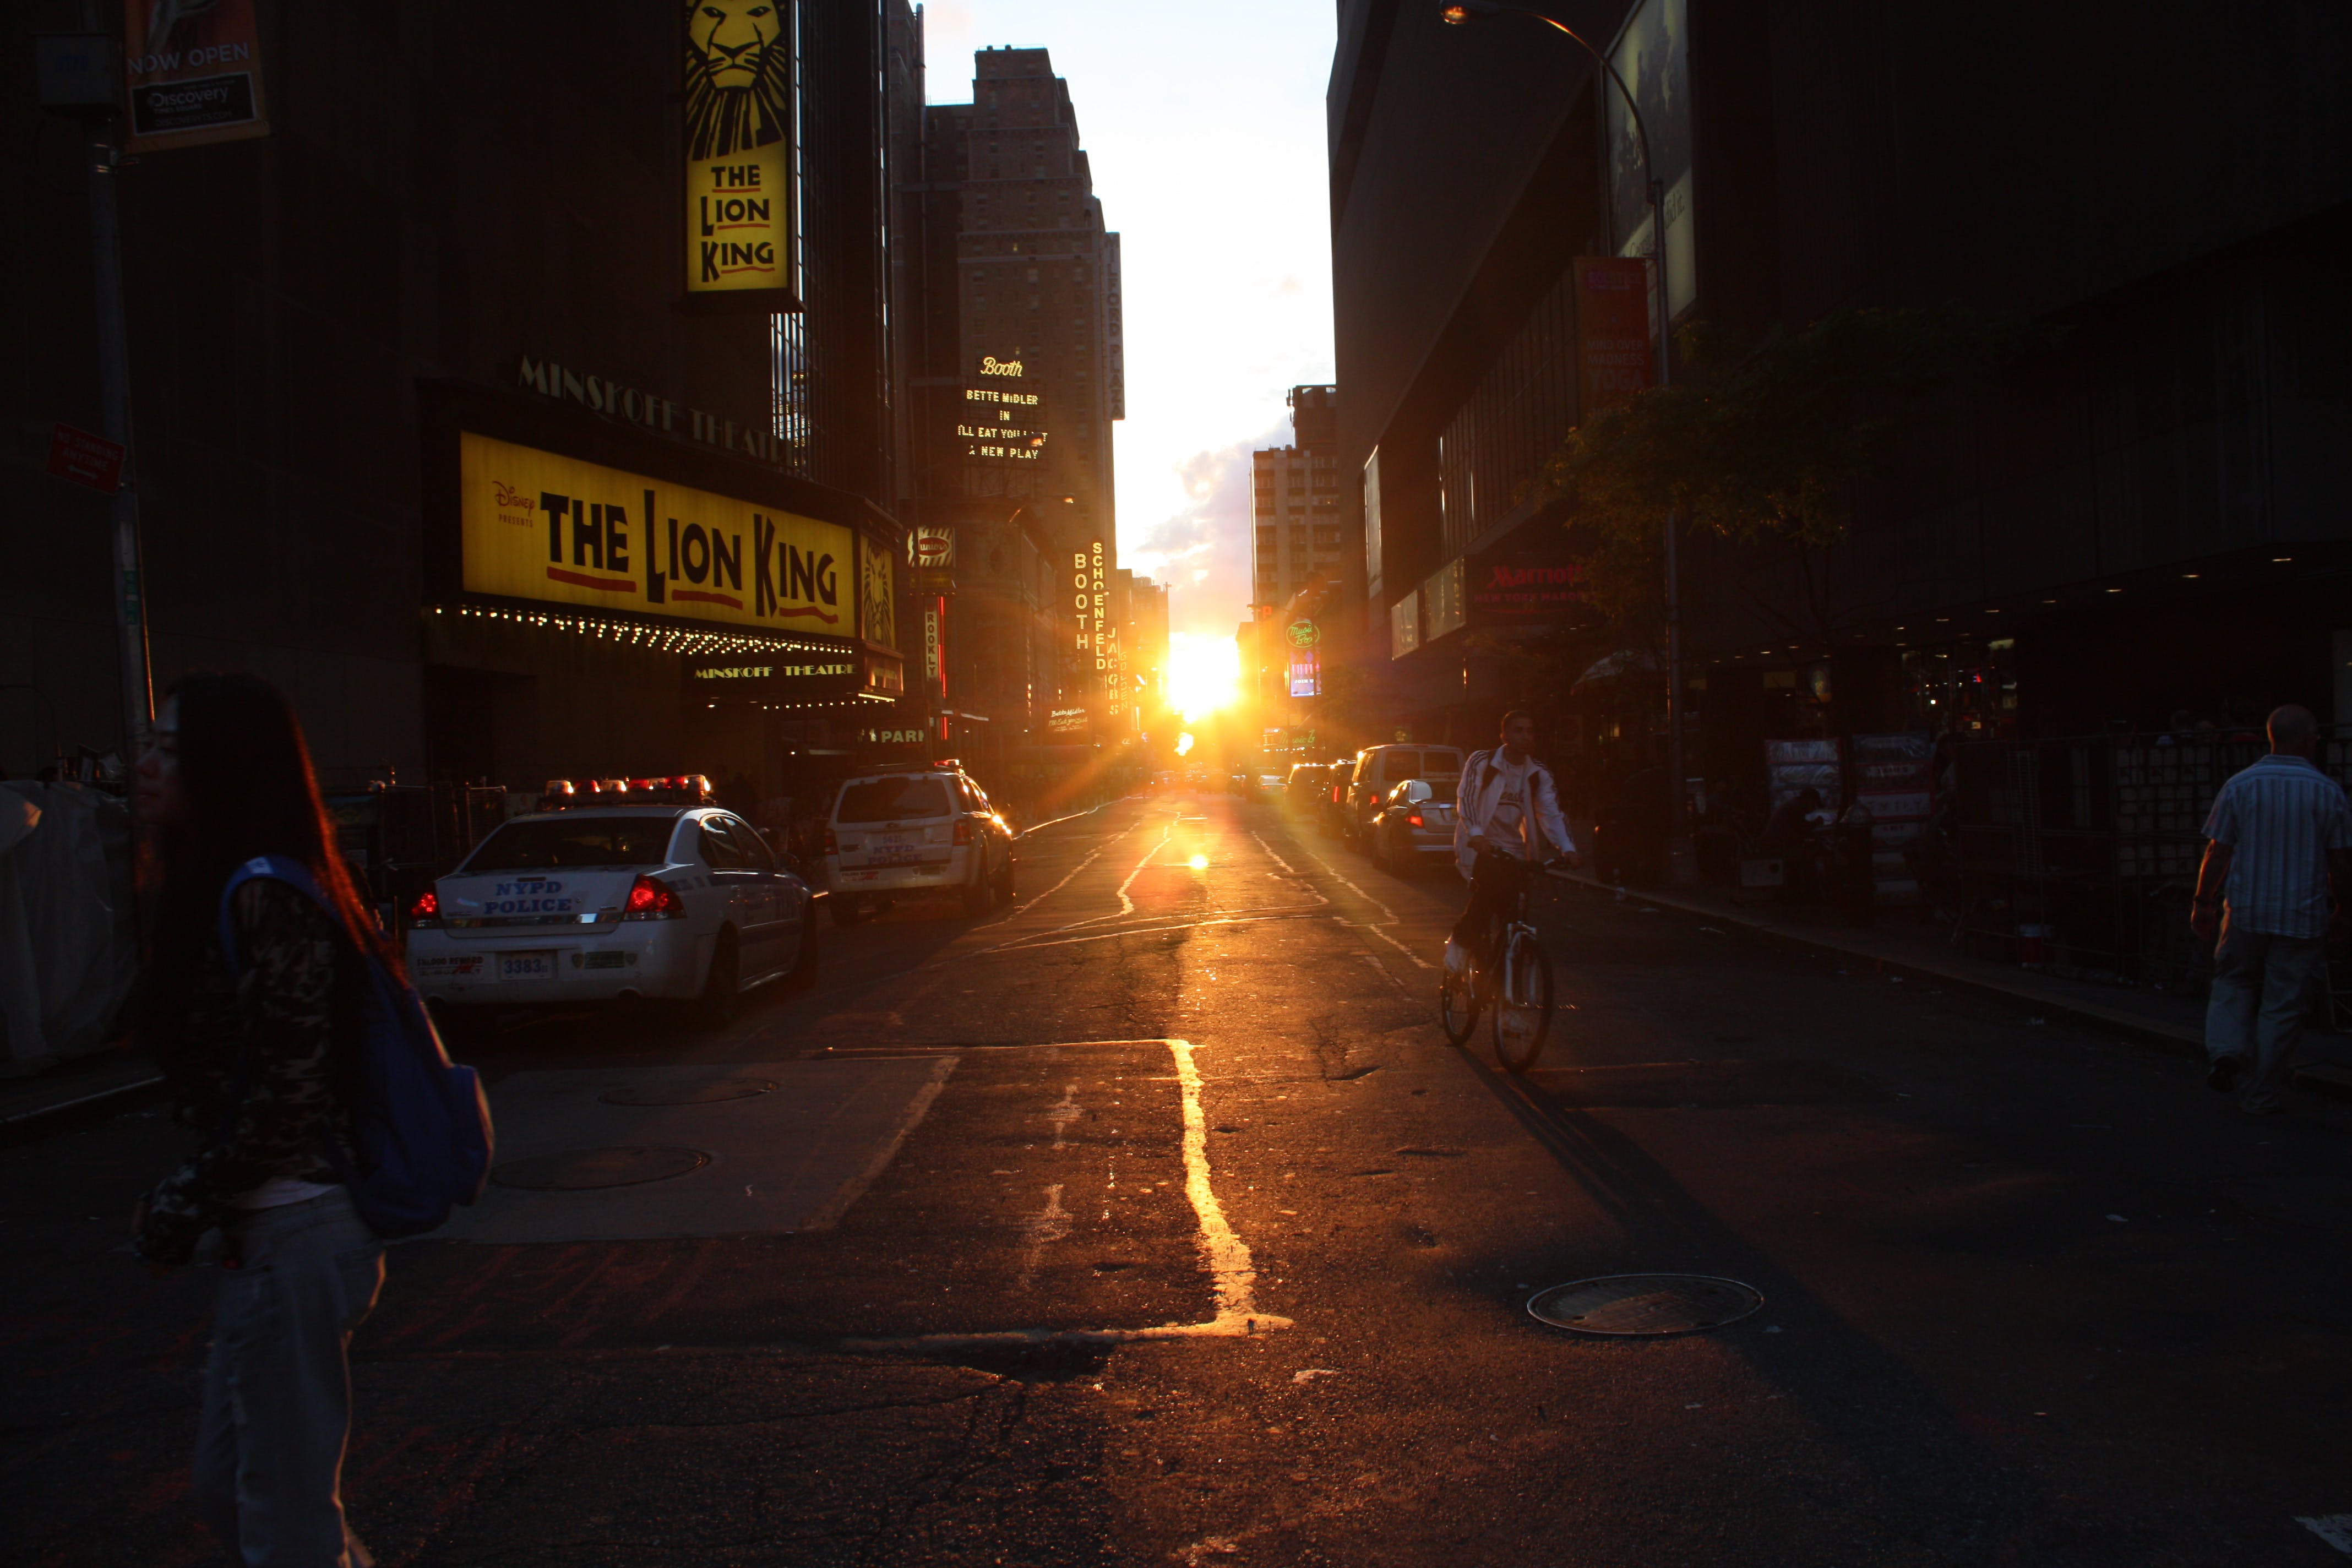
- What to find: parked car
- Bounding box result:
[824,765,1015,923]
[1284,763,1332,814]
[1318,756,1358,839]
[405,794,816,1020]
[1367,778,1458,875]
[1342,744,1465,847]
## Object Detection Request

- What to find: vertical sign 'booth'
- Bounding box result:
[684,1,796,302]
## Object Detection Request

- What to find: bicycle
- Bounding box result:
[1439,856,1572,1072]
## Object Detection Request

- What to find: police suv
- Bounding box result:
[404,776,816,1016]
[822,763,1015,923]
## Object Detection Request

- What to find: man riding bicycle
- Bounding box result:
[1446,710,1580,982]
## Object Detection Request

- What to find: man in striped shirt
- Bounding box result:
[2193,705,2352,1113]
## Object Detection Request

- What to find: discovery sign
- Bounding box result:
[459,432,851,634]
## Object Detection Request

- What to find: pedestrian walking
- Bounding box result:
[132,674,391,1567]
[2191,704,2352,1115]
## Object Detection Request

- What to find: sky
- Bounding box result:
[922,1,1338,639]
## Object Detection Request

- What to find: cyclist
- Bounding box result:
[1446,709,1580,982]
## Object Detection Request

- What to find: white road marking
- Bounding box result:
[1168,1038,1289,1336]
[837,1038,1291,1352]
[1249,831,1300,875]
[1015,1183,1071,1289]
[1357,952,1407,993]
[1045,1082,1080,1150]
[1354,919,1438,971]
[978,906,1332,954]
[1112,823,1177,916]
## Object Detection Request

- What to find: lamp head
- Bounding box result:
[1440,0,1505,21]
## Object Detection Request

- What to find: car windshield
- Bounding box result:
[464,815,676,872]
[837,776,953,823]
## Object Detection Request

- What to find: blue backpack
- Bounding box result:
[217,855,493,1238]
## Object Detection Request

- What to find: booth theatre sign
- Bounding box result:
[460,432,850,634]
[957,386,1047,464]
[683,1,796,304]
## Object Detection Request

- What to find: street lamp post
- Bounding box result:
[1440,0,1694,884]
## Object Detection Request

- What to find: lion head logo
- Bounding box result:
[685,2,790,162]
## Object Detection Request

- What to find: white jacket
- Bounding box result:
[1453,748,1574,879]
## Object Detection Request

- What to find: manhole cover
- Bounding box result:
[491,1146,712,1191]
[600,1077,778,1106]
[1527,1274,1763,1336]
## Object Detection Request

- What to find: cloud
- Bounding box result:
[1125,419,1286,636]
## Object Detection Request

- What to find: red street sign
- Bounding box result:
[47,423,124,493]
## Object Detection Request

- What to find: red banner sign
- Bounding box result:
[47,423,124,493]
[1574,256,1654,417]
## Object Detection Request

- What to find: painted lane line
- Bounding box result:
[1249,832,1301,876]
[1354,919,1438,971]
[836,1038,1289,1350]
[977,907,1334,955]
[1355,952,1408,993]
[1111,822,1177,917]
[1168,1038,1289,1336]
[1014,1183,1071,1289]
[1045,1082,1080,1150]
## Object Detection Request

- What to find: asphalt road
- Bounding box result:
[8,791,2352,1566]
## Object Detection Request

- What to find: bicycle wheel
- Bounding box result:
[1491,927,1554,1072]
[1438,933,1482,1046]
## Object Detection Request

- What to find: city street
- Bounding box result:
[8,791,2351,1566]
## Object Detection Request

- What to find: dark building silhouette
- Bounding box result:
[908,46,1135,764]
[8,1,928,801]
[1329,0,2352,767]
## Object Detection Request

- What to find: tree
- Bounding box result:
[1528,305,2051,641]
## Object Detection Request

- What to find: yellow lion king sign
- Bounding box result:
[684,1,794,298]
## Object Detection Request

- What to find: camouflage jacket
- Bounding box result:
[138,879,359,1265]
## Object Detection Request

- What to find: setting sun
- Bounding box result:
[1164,631,1239,722]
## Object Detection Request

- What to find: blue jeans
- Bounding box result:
[2204,922,2330,1113]
[195,1187,384,1567]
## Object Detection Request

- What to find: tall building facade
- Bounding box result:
[911,46,1131,760]
[1329,0,2352,769]
[7,0,933,811]
[1251,385,1344,613]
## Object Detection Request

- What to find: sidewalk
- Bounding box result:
[1564,874,2352,1097]
[0,1049,162,1137]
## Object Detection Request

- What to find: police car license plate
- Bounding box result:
[413,955,484,980]
[497,951,555,982]
[870,834,921,865]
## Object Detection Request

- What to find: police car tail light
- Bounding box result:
[1407,812,1426,828]
[624,875,685,920]
[952,819,973,846]
[409,889,440,926]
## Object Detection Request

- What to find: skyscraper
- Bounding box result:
[1250,385,1343,613]
[923,48,1123,555]
[914,46,1129,752]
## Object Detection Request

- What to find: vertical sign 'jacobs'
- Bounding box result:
[683,1,796,304]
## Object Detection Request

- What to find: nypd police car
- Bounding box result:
[404,778,816,1016]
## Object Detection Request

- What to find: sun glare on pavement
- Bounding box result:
[1166,632,1239,722]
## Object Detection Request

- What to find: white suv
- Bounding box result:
[823,766,1015,923]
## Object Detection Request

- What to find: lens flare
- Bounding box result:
[1188,854,1208,870]
[1175,732,1195,756]
[1165,632,1239,722]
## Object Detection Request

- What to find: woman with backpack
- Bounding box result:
[132,673,393,1568]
